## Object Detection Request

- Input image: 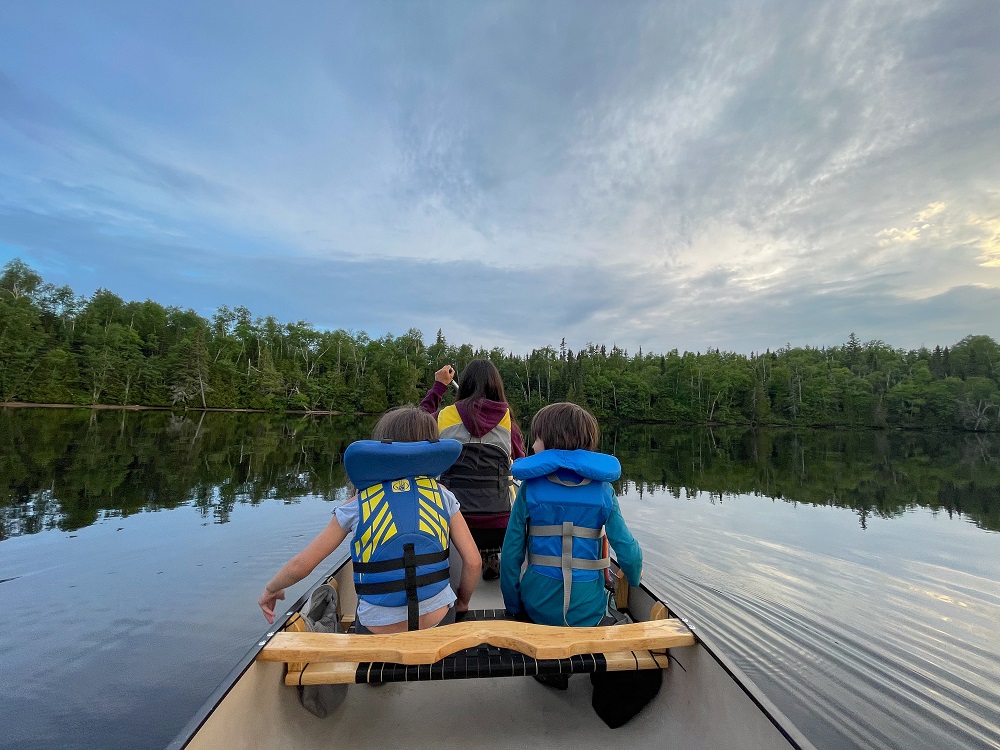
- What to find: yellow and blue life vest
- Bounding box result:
[344,439,462,630]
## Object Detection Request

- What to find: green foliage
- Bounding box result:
[1,258,999,430]
[0,293,46,400]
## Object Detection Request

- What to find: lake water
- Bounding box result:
[1,409,998,750]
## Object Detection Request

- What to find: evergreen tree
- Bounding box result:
[0,258,997,431]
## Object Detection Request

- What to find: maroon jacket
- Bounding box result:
[420,381,525,528]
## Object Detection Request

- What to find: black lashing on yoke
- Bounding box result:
[353,648,612,683]
[344,608,667,684]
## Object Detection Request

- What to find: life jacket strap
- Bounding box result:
[527,554,611,570]
[443,472,514,498]
[528,524,604,539]
[404,543,419,631]
[527,523,610,572]
[353,567,450,595]
[561,522,573,626]
[444,472,509,483]
[526,520,611,626]
[352,548,449,574]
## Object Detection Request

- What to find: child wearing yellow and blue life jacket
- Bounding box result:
[500,403,642,631]
[259,407,482,632]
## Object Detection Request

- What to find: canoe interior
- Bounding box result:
[171,552,816,750]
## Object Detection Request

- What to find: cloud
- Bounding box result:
[969,214,1000,267]
[3,201,997,363]
[916,202,947,222]
[1,0,998,355]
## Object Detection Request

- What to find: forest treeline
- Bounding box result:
[1,411,996,539]
[1,258,998,431]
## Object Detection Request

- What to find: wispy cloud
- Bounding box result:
[1,0,998,353]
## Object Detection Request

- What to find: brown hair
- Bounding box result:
[371,406,439,442]
[530,402,600,452]
[456,358,522,441]
[457,359,508,404]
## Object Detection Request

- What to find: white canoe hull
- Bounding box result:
[169,553,815,750]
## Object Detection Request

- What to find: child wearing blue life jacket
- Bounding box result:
[259,407,482,633]
[500,402,642,632]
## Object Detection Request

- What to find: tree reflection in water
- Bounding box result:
[1,408,998,540]
[0,408,372,539]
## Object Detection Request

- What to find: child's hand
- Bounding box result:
[434,365,455,386]
[259,587,285,624]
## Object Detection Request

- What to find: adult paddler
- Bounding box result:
[420,359,526,580]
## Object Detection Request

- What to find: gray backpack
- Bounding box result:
[289,581,348,718]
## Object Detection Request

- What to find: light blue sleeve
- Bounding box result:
[606,492,643,586]
[440,486,461,517]
[500,488,529,615]
[334,497,360,535]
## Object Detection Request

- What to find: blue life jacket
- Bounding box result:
[343,439,462,630]
[512,449,620,625]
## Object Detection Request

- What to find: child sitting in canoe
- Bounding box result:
[258,407,482,632]
[500,402,642,629]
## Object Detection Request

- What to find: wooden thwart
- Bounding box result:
[260,618,694,666]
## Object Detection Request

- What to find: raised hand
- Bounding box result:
[434,364,455,386]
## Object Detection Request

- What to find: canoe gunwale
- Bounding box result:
[655,593,818,750]
[163,551,352,750]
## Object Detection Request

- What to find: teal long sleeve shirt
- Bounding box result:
[499,483,643,627]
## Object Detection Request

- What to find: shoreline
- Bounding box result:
[0,402,349,416]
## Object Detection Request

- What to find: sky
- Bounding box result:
[1,0,998,356]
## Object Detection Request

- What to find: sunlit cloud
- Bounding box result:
[917,202,947,222]
[875,202,950,246]
[970,214,1000,267]
[876,226,923,245]
[1,0,998,353]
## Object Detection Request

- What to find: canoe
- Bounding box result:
[167,552,817,750]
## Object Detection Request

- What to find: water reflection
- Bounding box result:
[3,409,997,539]
[609,425,1000,531]
[625,487,1000,750]
[2,408,999,750]
[0,408,372,539]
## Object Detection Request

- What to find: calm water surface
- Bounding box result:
[0,409,998,750]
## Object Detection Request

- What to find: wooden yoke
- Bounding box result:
[259,618,694,666]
